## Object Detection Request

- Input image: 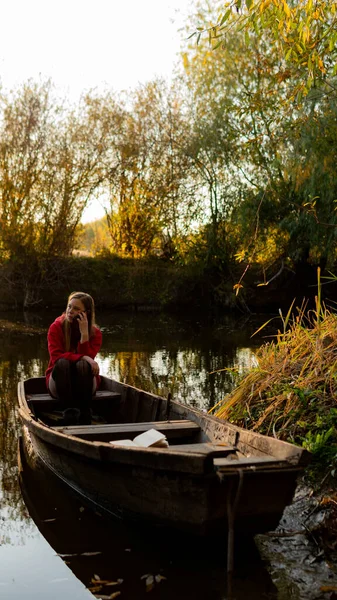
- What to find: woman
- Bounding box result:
[46,291,102,425]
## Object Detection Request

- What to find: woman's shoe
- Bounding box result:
[62,407,80,425]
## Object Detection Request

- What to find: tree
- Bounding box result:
[193,0,337,96]
[0,81,112,305]
[102,80,198,258]
[182,1,337,282]
[182,7,299,266]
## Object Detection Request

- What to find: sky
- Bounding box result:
[0,0,195,222]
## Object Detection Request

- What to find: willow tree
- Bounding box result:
[195,0,337,97]
[0,81,112,305]
[182,4,300,270]
[182,1,337,283]
[280,95,337,270]
[103,80,198,259]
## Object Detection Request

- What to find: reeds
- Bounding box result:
[214,277,337,448]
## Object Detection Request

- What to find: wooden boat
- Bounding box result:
[17,434,277,599]
[17,375,309,538]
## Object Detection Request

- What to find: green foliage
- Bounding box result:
[302,427,335,454]
[198,0,337,96]
[99,80,197,260]
[0,254,207,311]
[0,81,109,259]
[2,4,337,307]
[183,2,337,281]
[213,288,337,477]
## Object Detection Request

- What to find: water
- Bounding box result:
[0,308,281,599]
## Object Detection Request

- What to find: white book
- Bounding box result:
[109,439,138,447]
[109,428,169,448]
[133,428,168,448]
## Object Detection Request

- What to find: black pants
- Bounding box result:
[51,358,93,423]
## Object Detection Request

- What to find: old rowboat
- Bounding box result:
[17,375,309,537]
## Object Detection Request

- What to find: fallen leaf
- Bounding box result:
[91,579,121,586]
[43,518,57,522]
[145,575,154,592]
[94,593,121,600]
[320,496,337,507]
[90,585,103,593]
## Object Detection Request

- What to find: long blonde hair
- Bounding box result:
[63,291,97,352]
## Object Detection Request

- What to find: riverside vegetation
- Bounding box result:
[212,271,337,571]
[214,271,337,483]
[1,2,337,312]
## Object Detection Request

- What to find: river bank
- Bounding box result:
[255,480,337,600]
[1,255,337,313]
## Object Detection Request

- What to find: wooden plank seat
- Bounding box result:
[54,419,201,442]
[214,456,290,470]
[168,443,237,457]
[27,390,121,412]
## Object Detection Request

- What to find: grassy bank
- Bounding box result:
[213,278,337,484]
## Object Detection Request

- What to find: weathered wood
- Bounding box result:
[214,456,290,469]
[166,392,172,420]
[19,410,209,475]
[17,375,309,537]
[125,386,141,423]
[150,396,161,421]
[27,390,121,405]
[168,400,309,463]
[54,419,201,442]
[26,390,122,419]
[136,392,160,423]
[170,443,237,457]
[27,396,61,411]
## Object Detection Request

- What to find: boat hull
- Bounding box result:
[21,423,299,537]
[18,376,307,537]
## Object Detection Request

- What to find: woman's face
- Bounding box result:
[66,297,86,323]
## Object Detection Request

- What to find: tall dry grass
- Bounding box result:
[213,273,337,449]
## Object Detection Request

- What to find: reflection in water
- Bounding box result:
[98,311,259,410]
[0,310,276,598]
[18,434,278,600]
[0,327,47,546]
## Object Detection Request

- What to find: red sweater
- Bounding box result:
[45,315,103,388]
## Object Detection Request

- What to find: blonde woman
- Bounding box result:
[46,291,102,424]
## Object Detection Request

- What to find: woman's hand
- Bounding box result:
[83,355,100,376]
[77,311,89,342]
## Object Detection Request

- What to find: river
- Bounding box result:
[0,308,334,599]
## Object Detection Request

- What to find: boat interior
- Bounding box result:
[21,376,246,461]
[21,376,296,468]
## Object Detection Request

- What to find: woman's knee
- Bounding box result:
[53,358,70,372]
[52,358,71,379]
[75,359,92,378]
